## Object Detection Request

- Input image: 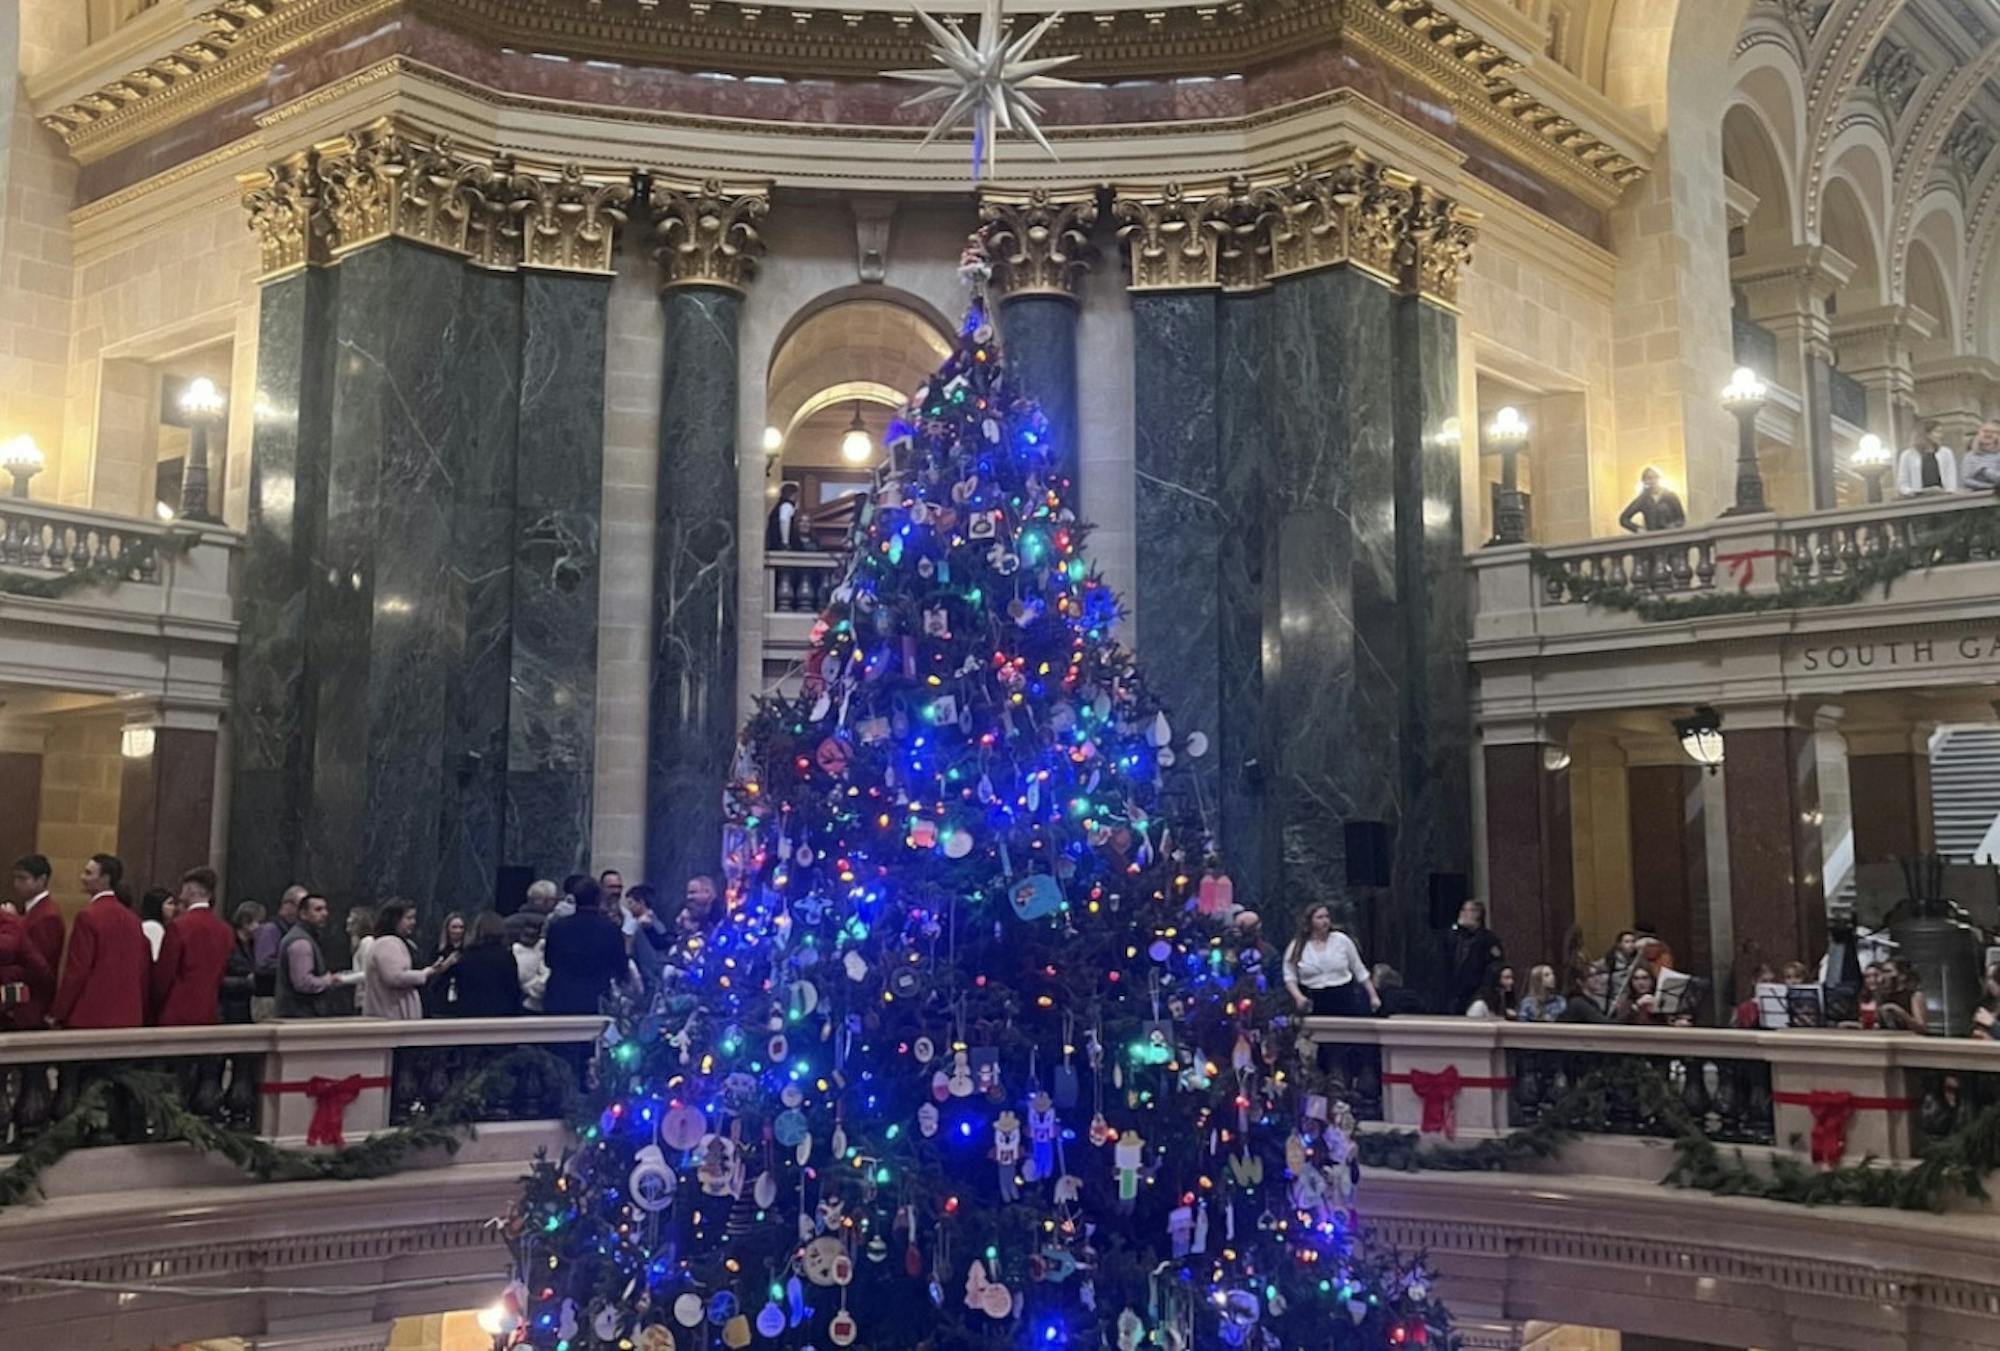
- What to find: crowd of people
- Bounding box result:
[1268,895,1991,1039]
[0,853,723,1032]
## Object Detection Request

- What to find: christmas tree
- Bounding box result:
[497,240,1449,1351]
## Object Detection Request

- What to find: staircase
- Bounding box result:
[1928,725,2000,861]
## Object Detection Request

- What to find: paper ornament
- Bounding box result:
[756,1301,786,1337]
[909,819,939,849]
[706,1292,738,1325]
[628,1145,677,1212]
[662,1104,706,1151]
[913,1035,936,1063]
[636,1327,675,1351]
[754,1169,779,1209]
[843,950,869,982]
[857,716,891,745]
[943,825,975,858]
[774,1109,809,1148]
[1009,873,1063,921]
[828,1310,859,1346]
[814,738,852,775]
[965,1260,1012,1319]
[594,1304,622,1340]
[918,1101,940,1137]
[674,1294,705,1327]
[721,1315,751,1349]
[801,1236,851,1287]
[1196,869,1235,917]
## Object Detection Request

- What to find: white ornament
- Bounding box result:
[880,0,1083,180]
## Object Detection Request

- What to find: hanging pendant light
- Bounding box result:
[840,403,873,464]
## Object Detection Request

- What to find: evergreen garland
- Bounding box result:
[0,1045,575,1211]
[1354,1057,2000,1213]
[1530,498,2000,621]
[0,530,190,600]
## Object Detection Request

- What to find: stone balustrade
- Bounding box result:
[0,499,165,583]
[0,1015,603,1179]
[766,549,842,616]
[1305,1015,2000,1171]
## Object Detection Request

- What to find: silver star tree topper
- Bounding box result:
[883,0,1082,179]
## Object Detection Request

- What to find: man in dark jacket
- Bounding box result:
[1444,898,1504,1016]
[276,892,346,1017]
[543,880,628,1015]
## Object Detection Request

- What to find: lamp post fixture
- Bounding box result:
[1719,366,1769,515]
[177,377,225,522]
[1485,405,1530,546]
[1852,432,1893,504]
[0,435,44,499]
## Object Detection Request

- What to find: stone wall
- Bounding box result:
[35,712,122,919]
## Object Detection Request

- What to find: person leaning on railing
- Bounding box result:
[220,901,265,1025]
[1616,466,1687,533]
[1959,420,2000,492]
[1875,958,1929,1032]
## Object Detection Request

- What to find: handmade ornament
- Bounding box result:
[1216,1291,1261,1348]
[636,1327,675,1351]
[970,1045,1001,1093]
[889,964,924,999]
[1196,866,1235,917]
[964,1260,1012,1319]
[1089,1112,1110,1147]
[756,1300,786,1337]
[696,1135,740,1197]
[1168,1201,1194,1257]
[1117,1310,1146,1351]
[628,1145,677,1212]
[918,1102,940,1137]
[674,1294,705,1327]
[593,1304,623,1341]
[773,1109,809,1148]
[856,715,891,745]
[942,825,975,858]
[1027,1091,1057,1180]
[814,738,853,776]
[1009,873,1063,921]
[706,1292,738,1325]
[948,1049,975,1097]
[800,1236,852,1287]
[662,1104,706,1151]
[992,1108,1022,1202]
[909,818,939,849]
[913,1035,936,1063]
[1114,1130,1144,1207]
[828,1310,858,1346]
[720,1315,751,1349]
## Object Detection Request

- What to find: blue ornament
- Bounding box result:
[774,1108,810,1147]
[1009,873,1063,921]
[707,1291,738,1326]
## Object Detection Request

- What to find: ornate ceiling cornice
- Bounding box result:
[44,0,1648,210]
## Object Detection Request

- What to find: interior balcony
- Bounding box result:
[1471,493,2000,722]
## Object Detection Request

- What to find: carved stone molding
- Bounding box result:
[239,147,323,278]
[1405,183,1481,308]
[1111,154,1477,301]
[1110,182,1234,292]
[236,117,633,279]
[647,179,771,292]
[978,189,1100,300]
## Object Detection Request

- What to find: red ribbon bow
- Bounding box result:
[1382,1068,1513,1139]
[1714,547,1792,592]
[1773,1089,1913,1167]
[1408,1067,1461,1137]
[261,1074,390,1147]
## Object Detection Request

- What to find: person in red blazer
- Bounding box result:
[10,853,64,1026]
[51,854,148,1030]
[0,905,53,1031]
[151,867,235,1026]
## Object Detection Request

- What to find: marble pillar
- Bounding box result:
[1626,762,1711,988]
[1482,742,1573,979]
[1849,751,1928,863]
[229,267,336,904]
[1723,725,1827,973]
[1389,293,1471,979]
[647,287,742,893]
[998,295,1080,497]
[306,241,522,911]
[1217,291,1273,904]
[507,274,608,881]
[1264,267,1403,952]
[1131,291,1222,841]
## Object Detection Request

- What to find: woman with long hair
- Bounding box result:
[424,910,469,1015]
[1282,904,1379,1019]
[362,900,456,1020]
[1517,964,1565,1022]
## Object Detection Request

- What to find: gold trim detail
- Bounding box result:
[1110,182,1234,292]
[235,116,634,279]
[978,188,1099,300]
[240,148,323,277]
[647,179,771,292]
[48,0,1644,208]
[1113,150,1479,302]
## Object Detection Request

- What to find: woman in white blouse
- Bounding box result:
[1283,904,1380,1018]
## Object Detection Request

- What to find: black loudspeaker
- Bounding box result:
[495,865,534,917]
[1343,821,1391,888]
[1429,872,1470,929]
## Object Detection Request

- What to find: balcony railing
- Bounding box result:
[0,499,165,584]
[1829,365,1870,427]
[766,550,841,614]
[1730,312,1778,382]
[1304,1016,2000,1178]
[0,1015,602,1178]
[1482,493,2000,635]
